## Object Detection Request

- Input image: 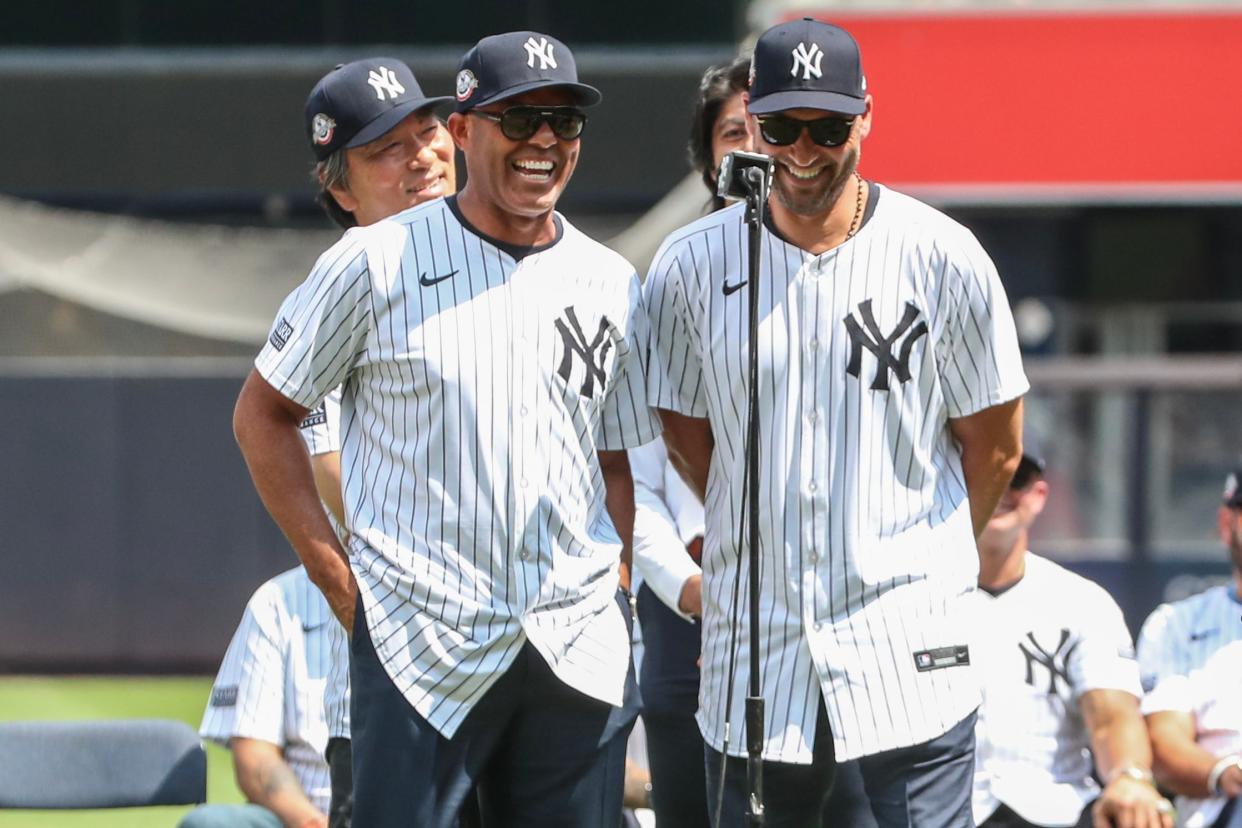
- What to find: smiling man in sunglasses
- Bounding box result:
[644,17,1029,827]
[234,29,658,828]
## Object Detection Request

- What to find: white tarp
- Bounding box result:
[0,180,705,345]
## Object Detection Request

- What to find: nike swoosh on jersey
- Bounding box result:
[722,279,748,296]
[419,269,458,287]
[302,621,327,633]
[1189,629,1218,641]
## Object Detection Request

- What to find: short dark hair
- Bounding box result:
[687,55,751,210]
[1009,456,1045,491]
[313,149,357,230]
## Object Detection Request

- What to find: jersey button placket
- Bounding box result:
[511,259,537,569]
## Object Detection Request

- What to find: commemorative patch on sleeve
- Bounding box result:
[913,645,970,672]
[269,318,294,351]
[299,403,327,429]
[210,685,239,707]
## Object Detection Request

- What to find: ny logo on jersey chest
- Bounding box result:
[844,300,928,390]
[554,307,614,399]
[1019,628,1077,697]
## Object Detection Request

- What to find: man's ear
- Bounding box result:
[856,94,874,141]
[447,112,470,152]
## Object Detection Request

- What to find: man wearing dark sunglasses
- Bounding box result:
[644,16,1029,828]
[971,441,1174,828]
[236,29,658,828]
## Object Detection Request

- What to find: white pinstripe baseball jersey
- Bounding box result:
[201,566,332,812]
[297,385,351,740]
[1141,640,1242,828]
[643,184,1029,763]
[1137,583,1242,695]
[969,554,1142,826]
[255,196,660,738]
[631,438,703,620]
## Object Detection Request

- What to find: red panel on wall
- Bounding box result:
[783,9,1242,201]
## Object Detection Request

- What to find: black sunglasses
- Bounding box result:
[757,114,854,148]
[470,106,587,141]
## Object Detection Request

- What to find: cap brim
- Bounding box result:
[457,79,602,112]
[344,95,456,149]
[748,89,865,117]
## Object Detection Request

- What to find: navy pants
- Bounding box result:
[978,801,1094,828]
[850,712,976,828]
[637,583,709,827]
[705,697,837,827]
[350,595,639,828]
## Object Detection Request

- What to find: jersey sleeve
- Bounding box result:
[255,234,373,409]
[644,240,708,417]
[631,439,700,620]
[1136,603,1180,694]
[199,582,288,748]
[597,273,662,450]
[936,231,1030,419]
[297,386,343,456]
[1067,584,1142,700]
[323,619,351,740]
[664,457,706,544]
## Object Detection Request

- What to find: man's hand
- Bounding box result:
[1092,773,1175,828]
[678,573,703,618]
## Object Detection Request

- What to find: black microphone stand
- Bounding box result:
[741,164,767,827]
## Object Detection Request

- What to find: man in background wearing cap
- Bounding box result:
[300,56,458,828]
[187,58,455,828]
[234,31,657,828]
[970,443,1173,828]
[1137,468,1242,693]
[1139,466,1242,828]
[644,17,1027,827]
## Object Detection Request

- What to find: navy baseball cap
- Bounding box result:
[747,18,867,116]
[1224,467,1242,508]
[1021,427,1046,473]
[304,58,453,161]
[454,31,602,112]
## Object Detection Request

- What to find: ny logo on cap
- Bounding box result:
[791,42,824,81]
[524,36,557,70]
[367,66,406,101]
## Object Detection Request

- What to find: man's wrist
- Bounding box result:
[1107,764,1156,788]
[1208,754,1242,795]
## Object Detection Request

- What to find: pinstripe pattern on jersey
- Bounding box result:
[256,199,660,739]
[324,619,350,739]
[297,384,351,737]
[1139,640,1242,828]
[1136,583,1242,695]
[643,185,1029,763]
[201,567,332,812]
[970,554,1141,825]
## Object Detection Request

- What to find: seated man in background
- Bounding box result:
[970,440,1173,828]
[180,566,332,828]
[1137,466,1242,694]
[1145,640,1242,828]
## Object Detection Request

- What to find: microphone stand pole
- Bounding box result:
[742,165,767,827]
